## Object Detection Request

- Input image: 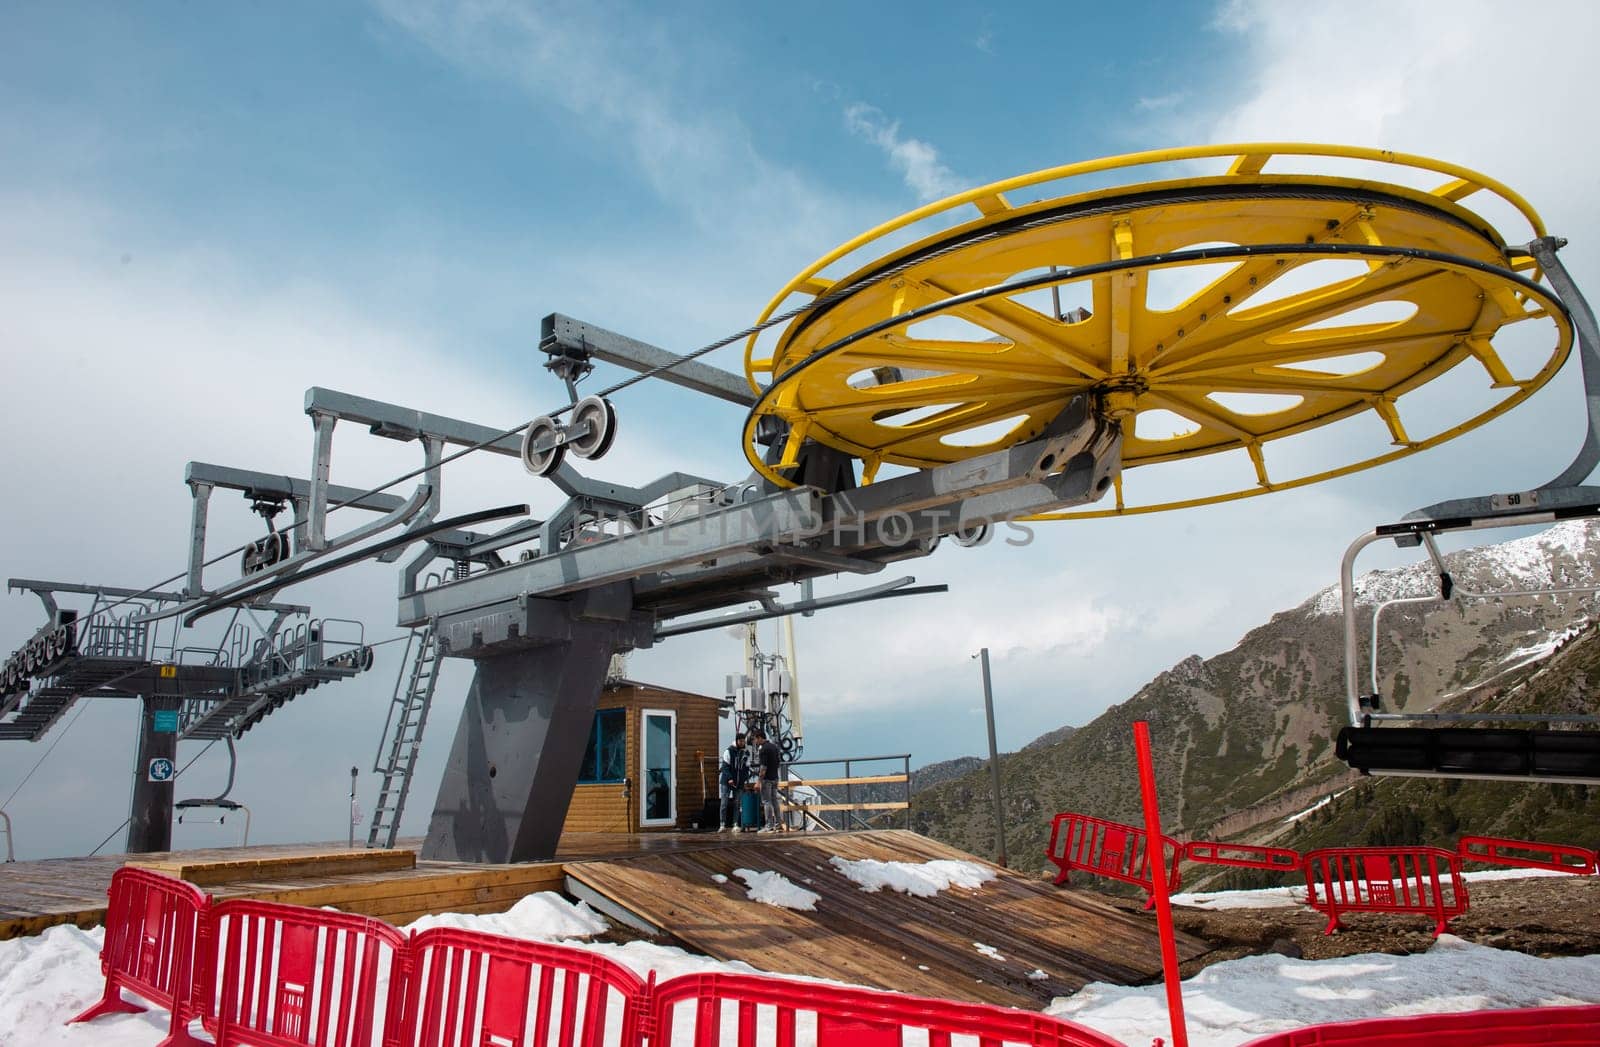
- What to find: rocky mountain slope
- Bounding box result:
[909,520,1600,872]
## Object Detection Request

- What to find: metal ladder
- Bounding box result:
[366,623,441,848]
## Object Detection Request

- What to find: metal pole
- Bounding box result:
[127,695,179,854]
[903,755,911,830]
[977,648,1007,867]
[348,766,358,849]
[1134,720,1188,1047]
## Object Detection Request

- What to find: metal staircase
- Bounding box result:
[367,623,441,848]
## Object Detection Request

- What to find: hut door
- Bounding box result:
[640,709,677,827]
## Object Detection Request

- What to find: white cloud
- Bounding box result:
[372,0,860,260]
[843,103,965,203]
[1135,92,1186,112]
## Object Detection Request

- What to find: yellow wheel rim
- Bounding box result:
[741,145,1572,516]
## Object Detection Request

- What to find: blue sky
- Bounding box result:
[2,1,1598,857]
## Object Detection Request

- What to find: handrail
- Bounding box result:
[782,753,912,830]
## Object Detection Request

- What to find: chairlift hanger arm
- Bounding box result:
[182,501,529,627]
[185,462,413,515]
[1398,237,1600,526]
[134,484,434,625]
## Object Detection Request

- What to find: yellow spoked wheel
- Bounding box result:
[741,144,1573,517]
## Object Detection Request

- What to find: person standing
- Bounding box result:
[717,737,748,832]
[751,728,784,833]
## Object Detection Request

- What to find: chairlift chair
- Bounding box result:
[1336,242,1600,783]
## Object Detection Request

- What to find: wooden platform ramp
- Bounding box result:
[0,831,836,940]
[566,829,1210,1008]
[0,840,564,939]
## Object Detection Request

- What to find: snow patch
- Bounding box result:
[1048,935,1600,1047]
[828,856,996,897]
[1173,867,1571,911]
[1172,885,1306,910]
[734,868,821,911]
[402,892,608,939]
[973,942,1007,962]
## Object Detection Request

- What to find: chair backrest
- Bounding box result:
[398,927,644,1047]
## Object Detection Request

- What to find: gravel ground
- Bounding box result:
[1090,874,1600,975]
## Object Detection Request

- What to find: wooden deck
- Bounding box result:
[566,829,1210,1008]
[0,829,1210,1008]
[0,831,832,940]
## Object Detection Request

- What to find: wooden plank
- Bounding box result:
[782,774,908,788]
[565,829,1211,1008]
[128,848,416,885]
[796,802,908,812]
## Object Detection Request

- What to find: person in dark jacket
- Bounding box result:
[717,738,749,832]
[751,728,785,833]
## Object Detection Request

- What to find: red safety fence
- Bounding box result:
[1047,812,1181,909]
[1303,846,1468,937]
[205,898,407,1046]
[398,927,645,1047]
[69,866,211,1047]
[1183,840,1302,874]
[1240,1002,1600,1045]
[1457,834,1599,876]
[647,970,1124,1047]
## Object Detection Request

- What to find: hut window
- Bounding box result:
[578,708,626,784]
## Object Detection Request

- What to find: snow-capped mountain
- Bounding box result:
[911,520,1600,870]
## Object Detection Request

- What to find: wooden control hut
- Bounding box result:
[562,680,725,834]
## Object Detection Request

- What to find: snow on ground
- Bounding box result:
[1048,935,1600,1047]
[1171,885,1306,910]
[973,942,1007,962]
[0,924,170,1047]
[732,867,821,910]
[3,878,1597,1047]
[828,856,996,897]
[402,891,609,938]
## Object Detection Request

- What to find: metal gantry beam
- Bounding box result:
[541,313,757,407]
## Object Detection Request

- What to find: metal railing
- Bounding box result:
[780,753,912,830]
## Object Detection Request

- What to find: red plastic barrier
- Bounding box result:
[1240,1002,1600,1045]
[1047,812,1181,909]
[1183,840,1302,873]
[69,866,211,1047]
[399,927,644,1047]
[205,898,407,1046]
[647,970,1123,1047]
[1303,846,1468,937]
[1458,834,1599,876]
